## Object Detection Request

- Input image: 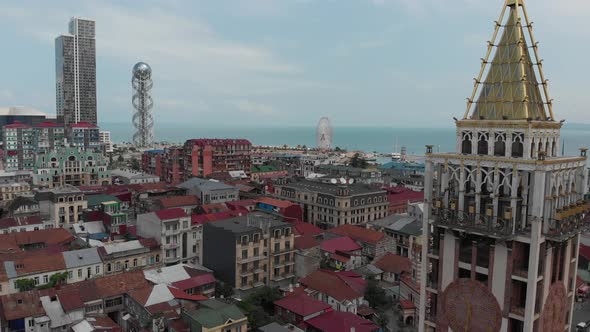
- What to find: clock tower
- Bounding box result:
[419,0,589,331]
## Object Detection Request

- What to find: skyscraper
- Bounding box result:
[419,1,588,331]
[55,17,97,127]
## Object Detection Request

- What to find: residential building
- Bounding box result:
[183,138,252,179]
[0,182,31,207]
[299,269,367,314]
[68,122,100,150]
[136,208,199,265]
[99,130,113,153]
[125,284,181,331]
[327,224,395,260]
[152,195,199,214]
[320,236,363,271]
[384,186,424,215]
[161,147,185,184]
[141,149,164,178]
[0,228,74,253]
[294,235,321,279]
[98,239,161,275]
[370,214,422,257]
[182,299,248,332]
[36,185,87,227]
[270,178,388,228]
[202,212,296,291]
[0,215,48,234]
[98,199,128,238]
[419,1,589,331]
[143,264,216,297]
[274,292,332,326]
[55,17,97,126]
[63,247,103,283]
[2,121,34,171]
[315,164,384,185]
[251,165,288,182]
[178,177,238,204]
[256,197,303,223]
[0,170,32,185]
[112,168,160,185]
[379,161,425,191]
[373,252,411,284]
[4,252,67,293]
[32,146,111,188]
[33,121,66,152]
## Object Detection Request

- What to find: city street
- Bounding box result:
[572,299,590,331]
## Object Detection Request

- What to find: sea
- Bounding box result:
[102,122,590,159]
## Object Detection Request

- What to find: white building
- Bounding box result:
[99,131,113,153]
[111,168,159,185]
[136,208,201,265]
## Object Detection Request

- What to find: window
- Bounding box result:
[107,263,112,272]
[193,245,197,253]
[284,228,290,236]
[150,256,155,264]
[124,260,129,269]
[183,220,188,228]
[78,269,82,278]
[87,267,91,278]
[241,276,248,286]
[285,241,291,250]
[115,262,121,271]
[274,243,280,252]
[95,266,100,274]
[43,275,49,284]
[193,232,197,239]
[285,265,290,274]
[68,271,73,279]
[29,320,34,327]
[241,235,249,244]
[133,259,138,267]
[274,229,281,238]
[34,277,39,285]
[274,268,280,276]
[254,248,259,256]
[242,250,248,259]
[156,254,160,262]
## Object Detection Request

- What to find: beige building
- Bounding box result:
[98,239,162,276]
[203,212,296,291]
[272,178,388,228]
[35,185,87,227]
[0,182,31,206]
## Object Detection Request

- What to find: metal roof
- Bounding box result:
[62,247,102,268]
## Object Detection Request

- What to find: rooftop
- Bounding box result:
[0,215,42,229]
[274,292,331,317]
[86,194,121,207]
[154,208,188,220]
[62,247,102,269]
[257,197,297,209]
[184,299,246,328]
[112,169,159,180]
[157,195,199,209]
[328,224,384,245]
[178,177,236,191]
[69,121,97,128]
[185,138,251,146]
[205,212,288,234]
[373,252,411,275]
[0,106,46,117]
[279,179,385,196]
[320,236,362,254]
[299,270,366,301]
[100,240,145,255]
[305,311,378,332]
[143,263,212,285]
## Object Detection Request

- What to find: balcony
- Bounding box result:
[273,260,295,268]
[545,201,590,241]
[272,272,295,281]
[432,205,514,239]
[238,255,266,264]
[272,248,297,256]
[163,243,179,249]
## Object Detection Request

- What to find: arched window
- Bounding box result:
[477,136,488,155]
[106,263,111,272]
[462,137,472,154]
[552,141,557,157]
[494,134,505,156]
[155,254,160,263]
[512,133,524,158]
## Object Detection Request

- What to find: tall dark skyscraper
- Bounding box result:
[55,17,97,126]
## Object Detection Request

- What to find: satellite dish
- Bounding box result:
[340,177,346,184]
[349,178,355,184]
[330,179,338,184]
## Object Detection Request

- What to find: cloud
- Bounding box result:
[231,100,277,116]
[0,90,15,101]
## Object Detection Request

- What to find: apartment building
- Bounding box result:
[178,177,238,204]
[271,178,388,228]
[98,239,162,276]
[2,121,34,171]
[36,185,87,227]
[203,212,295,291]
[137,208,200,265]
[183,138,252,179]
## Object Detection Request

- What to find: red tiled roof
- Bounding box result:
[306,311,378,332]
[4,121,31,129]
[139,238,160,249]
[88,315,121,332]
[321,236,362,254]
[328,224,384,245]
[373,253,411,275]
[226,199,255,209]
[11,252,66,276]
[91,270,149,300]
[56,288,85,312]
[274,293,331,317]
[0,290,45,321]
[293,222,323,236]
[580,244,590,261]
[0,228,74,253]
[146,300,181,316]
[158,196,199,209]
[295,234,320,250]
[0,215,42,229]
[400,299,416,310]
[257,197,295,209]
[34,121,61,128]
[191,211,245,225]
[171,273,216,290]
[168,286,208,301]
[385,186,424,204]
[201,203,229,214]
[69,121,97,128]
[128,285,153,306]
[154,208,188,220]
[299,270,366,301]
[331,253,350,263]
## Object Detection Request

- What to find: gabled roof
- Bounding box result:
[128,284,175,307]
[0,215,42,229]
[154,208,188,220]
[466,0,551,121]
[62,247,102,268]
[5,253,66,277]
[257,197,296,209]
[0,290,45,321]
[328,224,384,245]
[184,299,246,328]
[320,236,361,254]
[274,293,331,317]
[305,311,378,332]
[299,270,366,301]
[143,263,212,285]
[373,252,411,275]
[0,228,74,253]
[295,234,320,250]
[293,221,323,236]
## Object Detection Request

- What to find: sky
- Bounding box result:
[0,0,589,128]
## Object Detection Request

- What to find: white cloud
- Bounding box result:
[231,100,277,116]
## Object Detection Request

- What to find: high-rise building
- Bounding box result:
[55,17,97,126]
[99,130,113,153]
[68,122,100,150]
[419,1,589,331]
[2,121,34,171]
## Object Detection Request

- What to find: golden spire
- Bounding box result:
[463,0,554,121]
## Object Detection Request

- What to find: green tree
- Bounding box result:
[117,155,125,163]
[130,159,140,171]
[214,281,234,299]
[350,153,368,168]
[15,278,36,292]
[365,276,390,309]
[374,311,389,329]
[245,286,282,313]
[237,301,271,330]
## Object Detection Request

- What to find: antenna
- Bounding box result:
[349,178,355,184]
[340,177,346,184]
[330,178,337,184]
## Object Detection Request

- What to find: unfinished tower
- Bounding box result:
[419,1,589,331]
